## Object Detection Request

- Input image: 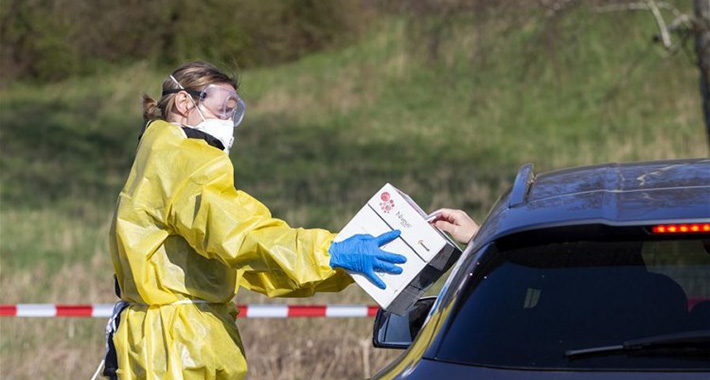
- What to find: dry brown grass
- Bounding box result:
[0,263,401,379]
[0,291,401,380]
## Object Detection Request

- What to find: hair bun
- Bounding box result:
[142,93,162,121]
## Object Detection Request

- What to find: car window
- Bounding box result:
[433,238,710,370]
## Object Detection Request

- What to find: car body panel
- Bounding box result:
[371,159,710,380]
[381,358,710,380]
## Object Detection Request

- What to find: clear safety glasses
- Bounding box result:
[165,76,246,128]
[197,84,246,128]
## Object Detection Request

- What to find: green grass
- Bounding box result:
[0,4,707,378]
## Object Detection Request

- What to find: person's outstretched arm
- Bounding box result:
[163,146,351,297]
[167,149,404,297]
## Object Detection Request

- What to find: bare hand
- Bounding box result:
[429,208,479,244]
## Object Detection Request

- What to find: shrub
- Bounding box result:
[0,0,374,82]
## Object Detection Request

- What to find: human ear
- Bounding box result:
[174,92,194,116]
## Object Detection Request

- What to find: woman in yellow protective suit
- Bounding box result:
[106,61,406,379]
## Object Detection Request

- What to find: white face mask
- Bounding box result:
[169,75,237,154]
[190,117,235,154]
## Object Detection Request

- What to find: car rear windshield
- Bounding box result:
[433,238,710,370]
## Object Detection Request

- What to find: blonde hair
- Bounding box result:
[142,61,238,127]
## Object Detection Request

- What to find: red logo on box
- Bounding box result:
[380,192,395,213]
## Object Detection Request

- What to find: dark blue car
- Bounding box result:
[372,159,710,379]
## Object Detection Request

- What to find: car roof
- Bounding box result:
[475,158,710,245]
[529,159,710,200]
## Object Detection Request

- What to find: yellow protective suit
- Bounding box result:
[109,120,352,380]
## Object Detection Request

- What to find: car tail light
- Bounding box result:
[651,223,710,234]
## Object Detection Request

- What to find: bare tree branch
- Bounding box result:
[647,0,672,48]
[595,1,684,18]
[538,0,578,17]
[595,1,692,52]
[596,0,709,149]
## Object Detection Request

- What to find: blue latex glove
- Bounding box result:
[329,230,407,289]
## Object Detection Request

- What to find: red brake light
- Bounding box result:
[652,223,710,234]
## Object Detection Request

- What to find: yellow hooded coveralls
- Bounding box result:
[109,120,352,379]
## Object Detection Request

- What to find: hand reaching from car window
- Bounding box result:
[429,208,479,244]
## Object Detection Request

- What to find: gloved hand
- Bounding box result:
[329,230,407,289]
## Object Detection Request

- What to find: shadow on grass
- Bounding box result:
[1,94,513,229]
[234,112,514,229]
[1,98,137,208]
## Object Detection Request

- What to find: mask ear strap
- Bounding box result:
[169,75,183,89]
[168,75,206,121]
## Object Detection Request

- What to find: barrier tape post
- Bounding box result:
[0,304,380,318]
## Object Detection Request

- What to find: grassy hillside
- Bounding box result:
[0,4,706,379]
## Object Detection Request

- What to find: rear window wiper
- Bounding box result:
[565,330,710,360]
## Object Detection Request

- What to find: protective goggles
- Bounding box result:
[164,78,246,127]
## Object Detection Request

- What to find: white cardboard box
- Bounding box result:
[334,183,462,315]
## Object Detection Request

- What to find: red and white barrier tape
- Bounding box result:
[4,298,708,318]
[0,304,379,318]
